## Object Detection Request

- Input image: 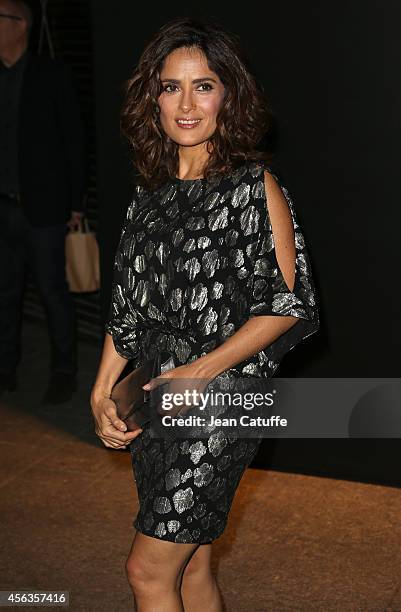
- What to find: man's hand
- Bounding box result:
[67,210,84,231]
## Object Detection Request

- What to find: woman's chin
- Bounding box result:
[171,134,211,148]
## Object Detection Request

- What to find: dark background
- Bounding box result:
[27,1,401,485]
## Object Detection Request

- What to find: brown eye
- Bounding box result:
[197,83,213,91]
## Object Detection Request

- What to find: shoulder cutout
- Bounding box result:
[263,170,296,293]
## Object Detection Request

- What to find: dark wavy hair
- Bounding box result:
[120,17,274,190]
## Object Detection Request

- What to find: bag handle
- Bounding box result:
[76,217,91,233]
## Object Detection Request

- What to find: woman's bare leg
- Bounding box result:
[181,544,223,612]
[125,531,199,611]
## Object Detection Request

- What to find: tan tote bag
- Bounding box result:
[65,218,100,292]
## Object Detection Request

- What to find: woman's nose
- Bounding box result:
[179,91,196,113]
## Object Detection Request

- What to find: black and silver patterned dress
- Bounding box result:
[105,160,320,543]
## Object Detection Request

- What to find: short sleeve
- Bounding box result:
[104,192,142,360]
[246,166,320,370]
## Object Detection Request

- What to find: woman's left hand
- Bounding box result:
[142,361,216,418]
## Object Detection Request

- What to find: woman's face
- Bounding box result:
[157,47,225,148]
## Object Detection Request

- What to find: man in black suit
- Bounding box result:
[0,0,87,403]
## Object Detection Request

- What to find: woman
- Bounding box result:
[91,17,320,612]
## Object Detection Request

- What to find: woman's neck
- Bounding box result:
[177,144,210,180]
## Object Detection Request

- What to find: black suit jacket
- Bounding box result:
[18,51,87,227]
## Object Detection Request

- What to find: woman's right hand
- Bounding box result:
[91,396,143,450]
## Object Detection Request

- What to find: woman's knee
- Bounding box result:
[182,546,212,583]
[125,533,199,596]
[125,550,184,595]
[125,554,157,595]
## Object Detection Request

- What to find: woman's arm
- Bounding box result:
[91,332,128,403]
[91,195,143,449]
[192,315,299,379]
[90,333,142,449]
